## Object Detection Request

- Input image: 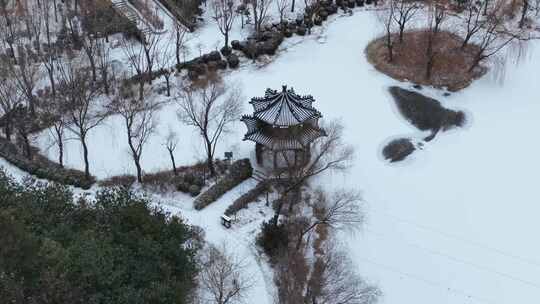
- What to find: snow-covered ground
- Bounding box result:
[226,10,540,304]
[4,5,540,304]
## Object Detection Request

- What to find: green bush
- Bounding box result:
[256,220,289,260]
[0,171,199,304]
[193,159,253,210]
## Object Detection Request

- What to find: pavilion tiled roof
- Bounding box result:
[249,86,322,127]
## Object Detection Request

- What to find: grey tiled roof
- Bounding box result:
[249,86,322,127]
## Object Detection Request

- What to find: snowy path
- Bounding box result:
[151,179,276,303]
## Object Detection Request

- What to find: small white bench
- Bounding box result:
[221,215,232,229]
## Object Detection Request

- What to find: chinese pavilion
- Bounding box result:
[241,85,326,171]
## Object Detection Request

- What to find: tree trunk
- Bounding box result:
[102,69,109,95]
[55,126,64,167]
[519,0,529,28]
[135,157,143,183]
[22,133,31,159]
[127,128,143,183]
[87,53,97,82]
[81,136,90,179]
[291,0,295,12]
[4,115,12,141]
[224,31,229,48]
[58,138,64,167]
[165,74,171,97]
[386,34,393,62]
[461,33,472,49]
[168,149,177,175]
[48,66,56,96]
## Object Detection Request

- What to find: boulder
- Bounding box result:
[227,54,240,68]
[296,26,307,36]
[231,40,242,50]
[220,46,232,56]
[207,51,222,62]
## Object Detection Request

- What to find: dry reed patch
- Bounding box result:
[366,30,487,91]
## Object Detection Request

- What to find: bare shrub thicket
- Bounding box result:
[306,242,381,304]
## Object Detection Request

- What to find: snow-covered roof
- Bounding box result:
[241,115,326,150]
[250,86,322,127]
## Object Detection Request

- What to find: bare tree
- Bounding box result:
[173,22,190,67]
[109,83,158,183]
[377,1,395,62]
[295,189,364,249]
[163,128,179,175]
[199,243,255,304]
[304,0,323,35]
[12,105,34,158]
[391,0,420,43]
[96,38,113,95]
[23,1,43,54]
[276,0,291,25]
[467,4,529,72]
[425,3,446,80]
[211,0,238,49]
[175,75,243,176]
[41,96,68,167]
[271,120,355,226]
[141,34,162,80]
[154,38,175,97]
[0,66,22,141]
[120,36,147,99]
[0,0,20,60]
[9,47,40,115]
[306,244,381,304]
[57,57,106,179]
[249,0,271,35]
[460,0,484,49]
[519,0,530,28]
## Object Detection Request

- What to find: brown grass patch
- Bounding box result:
[366,30,487,91]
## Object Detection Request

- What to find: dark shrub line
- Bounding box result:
[225,181,269,216]
[193,159,253,210]
[0,137,95,189]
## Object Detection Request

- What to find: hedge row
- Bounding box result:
[193,159,253,210]
[0,137,95,189]
[224,181,269,216]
